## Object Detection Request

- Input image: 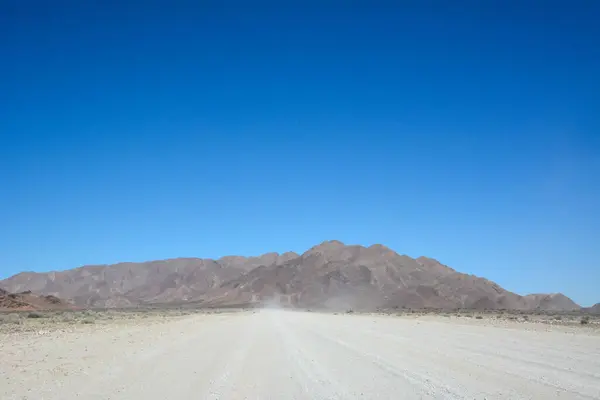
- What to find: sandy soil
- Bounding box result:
[2,310,599,399]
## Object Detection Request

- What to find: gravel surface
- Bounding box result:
[2,309,599,399]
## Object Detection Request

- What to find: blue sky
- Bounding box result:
[1,2,599,305]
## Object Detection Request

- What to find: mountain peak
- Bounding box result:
[308,240,346,252]
[368,244,392,251]
[524,293,580,311]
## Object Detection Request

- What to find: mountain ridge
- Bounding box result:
[0,241,585,311]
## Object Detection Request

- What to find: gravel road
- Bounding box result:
[2,309,599,399]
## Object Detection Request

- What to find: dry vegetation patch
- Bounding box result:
[373,307,600,329]
[0,306,237,335]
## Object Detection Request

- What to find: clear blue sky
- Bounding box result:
[1,2,599,305]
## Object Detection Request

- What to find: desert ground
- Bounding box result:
[1,308,599,399]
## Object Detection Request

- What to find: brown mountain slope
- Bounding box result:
[199,241,581,311]
[0,253,298,307]
[521,293,581,311]
[0,289,73,311]
[0,241,583,311]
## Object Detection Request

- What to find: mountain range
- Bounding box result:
[0,241,587,311]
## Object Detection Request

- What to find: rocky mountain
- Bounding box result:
[0,288,74,311]
[521,293,580,311]
[0,241,583,311]
[0,253,297,308]
[584,303,600,315]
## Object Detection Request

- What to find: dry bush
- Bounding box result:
[0,313,22,324]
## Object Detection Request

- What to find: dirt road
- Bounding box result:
[2,310,599,399]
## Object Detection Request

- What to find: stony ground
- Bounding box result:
[1,309,599,399]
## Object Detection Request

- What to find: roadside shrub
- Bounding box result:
[581,316,590,325]
[27,312,44,319]
[0,314,22,324]
[475,316,483,320]
[81,318,95,324]
[60,313,76,322]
